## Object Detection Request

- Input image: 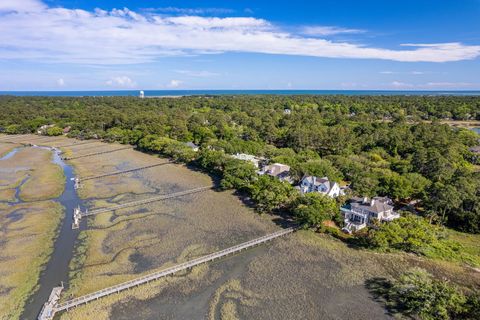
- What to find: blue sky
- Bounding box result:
[1,0,479,90]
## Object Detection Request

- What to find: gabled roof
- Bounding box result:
[185,142,199,149]
[301,176,337,194]
[347,197,394,214]
[470,146,480,154]
[263,163,290,177]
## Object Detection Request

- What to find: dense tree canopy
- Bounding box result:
[293,193,339,228]
[0,95,478,233]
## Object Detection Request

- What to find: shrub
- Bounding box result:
[389,268,466,320]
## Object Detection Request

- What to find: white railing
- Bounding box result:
[82,162,171,181]
[54,228,295,312]
[0,134,31,140]
[65,147,132,160]
[56,140,99,148]
[83,186,212,217]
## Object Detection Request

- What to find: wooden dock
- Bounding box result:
[37,285,63,320]
[48,228,295,316]
[63,146,132,160]
[0,140,25,145]
[56,140,99,148]
[0,134,31,141]
[82,162,171,181]
[82,186,212,217]
[59,142,110,153]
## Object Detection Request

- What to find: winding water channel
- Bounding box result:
[0,146,85,320]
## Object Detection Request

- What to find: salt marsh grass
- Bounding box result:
[0,201,63,320]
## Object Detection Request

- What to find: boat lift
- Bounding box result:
[73,177,82,190]
[71,206,86,229]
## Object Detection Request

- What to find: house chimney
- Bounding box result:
[363,197,369,204]
[312,176,316,185]
[370,199,375,206]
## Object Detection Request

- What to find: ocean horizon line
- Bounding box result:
[1,89,480,97]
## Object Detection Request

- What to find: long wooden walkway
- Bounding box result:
[64,146,132,160]
[82,162,171,181]
[0,134,31,141]
[56,140,99,148]
[51,227,295,316]
[0,140,24,145]
[82,186,212,217]
[21,135,61,144]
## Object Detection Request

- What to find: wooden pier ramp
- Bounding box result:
[56,140,99,148]
[82,186,212,217]
[20,135,60,144]
[82,162,171,181]
[63,146,132,160]
[0,140,25,145]
[60,142,113,153]
[44,228,295,318]
[0,134,31,141]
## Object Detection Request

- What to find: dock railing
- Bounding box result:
[54,227,295,313]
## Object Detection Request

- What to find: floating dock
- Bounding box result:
[37,285,63,320]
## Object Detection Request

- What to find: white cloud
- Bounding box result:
[167,80,183,88]
[389,81,477,89]
[174,70,219,77]
[106,76,136,88]
[0,0,45,13]
[381,71,426,75]
[391,81,415,88]
[302,26,365,36]
[424,82,474,88]
[146,7,234,15]
[57,78,65,87]
[0,2,479,64]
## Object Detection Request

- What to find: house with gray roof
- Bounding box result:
[299,176,341,198]
[185,142,199,152]
[231,153,266,168]
[469,146,480,154]
[340,197,400,233]
[258,163,293,183]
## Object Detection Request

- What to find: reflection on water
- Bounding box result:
[0,147,19,161]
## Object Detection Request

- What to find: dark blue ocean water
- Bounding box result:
[1,90,480,97]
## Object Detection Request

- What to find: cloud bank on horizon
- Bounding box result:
[1,0,480,65]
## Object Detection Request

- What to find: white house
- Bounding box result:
[284,108,292,115]
[185,142,199,152]
[258,163,293,183]
[299,176,341,198]
[231,153,265,168]
[37,124,55,135]
[139,90,145,99]
[340,197,400,233]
